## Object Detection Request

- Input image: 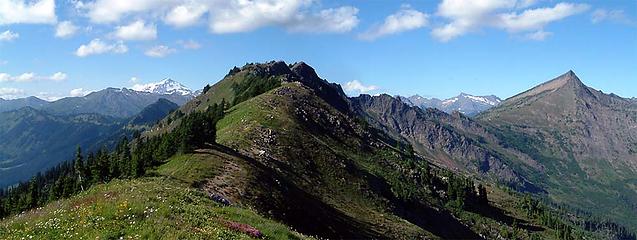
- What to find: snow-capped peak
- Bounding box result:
[462,94,501,106]
[132,78,194,96]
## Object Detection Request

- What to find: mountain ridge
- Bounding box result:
[399,93,502,116]
[478,70,637,229]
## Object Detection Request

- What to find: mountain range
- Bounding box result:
[0,62,635,239]
[0,78,198,187]
[0,78,196,117]
[399,93,502,116]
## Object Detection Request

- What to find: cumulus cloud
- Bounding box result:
[79,0,358,34]
[0,88,26,99]
[49,72,68,81]
[70,88,92,97]
[177,39,202,49]
[81,0,169,23]
[359,5,428,41]
[0,0,57,25]
[0,72,67,82]
[285,6,360,33]
[432,0,589,42]
[164,2,208,27]
[209,2,360,34]
[75,39,128,57]
[344,80,379,95]
[113,20,157,41]
[0,30,19,41]
[208,0,309,33]
[145,45,177,58]
[55,21,79,38]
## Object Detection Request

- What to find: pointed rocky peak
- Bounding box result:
[505,70,587,103]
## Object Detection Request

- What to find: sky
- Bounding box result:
[0,0,635,101]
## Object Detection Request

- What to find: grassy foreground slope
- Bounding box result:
[0,176,308,239]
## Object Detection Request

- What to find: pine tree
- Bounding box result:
[74,146,85,191]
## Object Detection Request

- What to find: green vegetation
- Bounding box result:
[2,62,635,239]
[231,74,282,106]
[0,102,225,220]
[0,178,308,239]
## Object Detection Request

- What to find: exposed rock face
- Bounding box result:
[477,70,637,228]
[479,71,637,175]
[351,94,539,190]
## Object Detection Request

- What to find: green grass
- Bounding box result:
[0,177,309,240]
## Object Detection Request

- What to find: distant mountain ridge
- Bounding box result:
[43,87,191,118]
[0,80,196,187]
[399,93,502,116]
[0,96,49,113]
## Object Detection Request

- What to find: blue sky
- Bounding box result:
[0,0,635,101]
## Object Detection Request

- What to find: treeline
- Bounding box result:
[518,195,583,240]
[377,146,488,211]
[518,195,636,240]
[0,102,225,219]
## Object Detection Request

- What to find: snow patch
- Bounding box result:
[132,78,194,96]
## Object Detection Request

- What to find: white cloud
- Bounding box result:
[286,6,360,33]
[0,60,7,65]
[130,76,140,83]
[209,0,310,33]
[113,20,157,41]
[0,88,26,99]
[55,21,79,38]
[70,88,92,97]
[592,9,634,25]
[49,72,68,81]
[145,45,177,58]
[78,0,359,34]
[0,30,19,41]
[497,3,590,32]
[82,0,171,23]
[432,0,590,42]
[0,72,66,82]
[525,30,552,41]
[344,80,379,95]
[359,5,428,40]
[75,39,128,57]
[14,72,35,82]
[210,0,360,33]
[177,39,202,49]
[0,0,57,25]
[165,3,208,27]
